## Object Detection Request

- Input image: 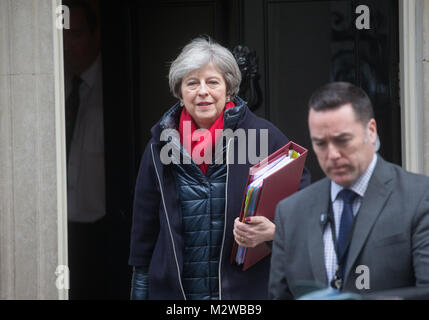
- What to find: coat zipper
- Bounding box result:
[151,144,186,300]
[218,137,233,300]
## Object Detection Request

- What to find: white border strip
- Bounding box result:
[52,0,68,300]
[399,0,424,174]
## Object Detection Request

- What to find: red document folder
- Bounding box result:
[230,141,308,271]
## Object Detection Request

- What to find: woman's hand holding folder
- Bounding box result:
[233,216,275,248]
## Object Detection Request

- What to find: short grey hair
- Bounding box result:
[169,37,242,99]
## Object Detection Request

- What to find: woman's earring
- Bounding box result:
[226,97,231,103]
[180,101,184,107]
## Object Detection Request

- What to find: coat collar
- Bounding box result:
[343,156,394,283]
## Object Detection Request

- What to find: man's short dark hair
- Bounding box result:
[308,82,374,124]
[63,0,98,33]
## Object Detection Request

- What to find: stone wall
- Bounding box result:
[0,0,66,299]
[423,0,429,176]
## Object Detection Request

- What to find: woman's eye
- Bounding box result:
[208,80,218,85]
[187,82,198,87]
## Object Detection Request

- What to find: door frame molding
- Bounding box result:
[53,0,69,300]
[399,0,424,174]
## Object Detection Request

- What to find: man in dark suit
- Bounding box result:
[269,82,429,299]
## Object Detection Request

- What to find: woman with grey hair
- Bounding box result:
[129,37,310,300]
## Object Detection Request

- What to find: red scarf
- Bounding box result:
[179,101,235,174]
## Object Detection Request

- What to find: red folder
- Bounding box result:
[230,141,308,270]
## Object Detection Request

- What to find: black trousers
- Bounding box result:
[67,217,111,300]
[68,215,133,300]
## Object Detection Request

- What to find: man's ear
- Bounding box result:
[366,118,377,144]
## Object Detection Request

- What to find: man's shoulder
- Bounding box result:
[381,158,429,188]
[369,158,429,212]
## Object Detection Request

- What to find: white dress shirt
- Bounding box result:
[323,153,378,282]
[66,54,106,222]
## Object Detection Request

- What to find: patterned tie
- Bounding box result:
[337,189,358,277]
[66,76,83,158]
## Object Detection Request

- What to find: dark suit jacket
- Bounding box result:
[269,156,429,299]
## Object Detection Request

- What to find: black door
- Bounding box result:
[96,0,400,299]
[103,0,399,179]
[243,0,400,181]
